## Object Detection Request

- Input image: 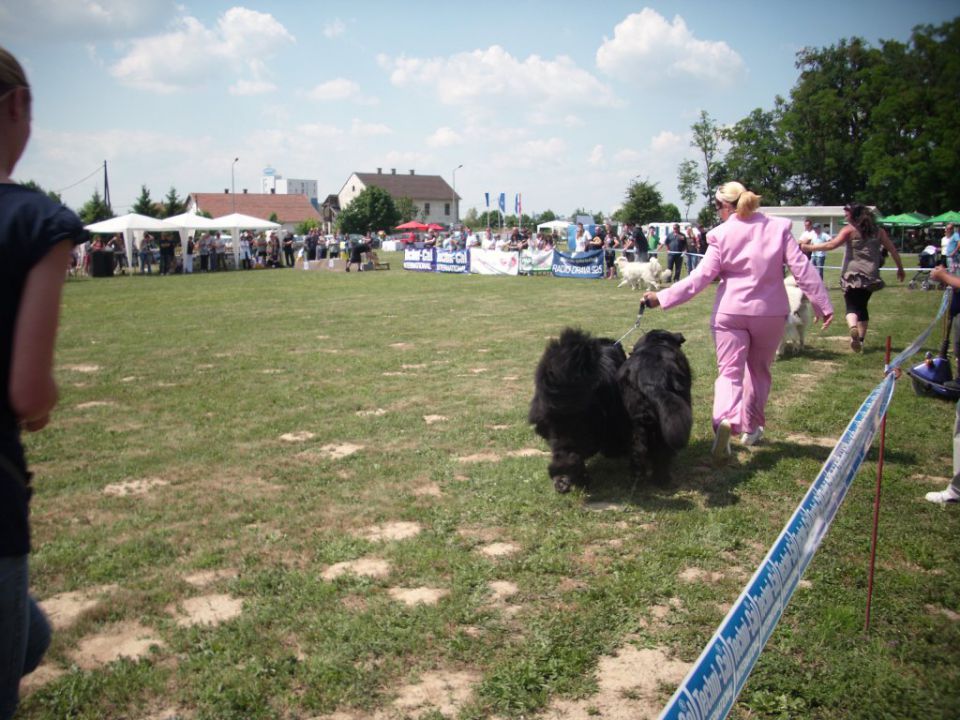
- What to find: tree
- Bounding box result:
[659,203,681,222]
[462,207,480,228]
[617,180,663,225]
[21,180,63,205]
[336,186,400,234]
[162,186,186,216]
[676,159,699,220]
[720,102,792,205]
[268,212,279,223]
[697,204,719,229]
[535,209,558,224]
[78,189,113,225]
[131,185,159,217]
[395,196,417,223]
[296,219,319,235]
[690,110,722,207]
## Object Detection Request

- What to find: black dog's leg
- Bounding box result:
[648,446,673,486]
[549,446,586,493]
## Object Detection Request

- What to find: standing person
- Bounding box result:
[685,225,701,273]
[799,203,904,352]
[282,230,294,267]
[643,181,833,461]
[138,233,153,274]
[574,222,591,253]
[945,223,960,273]
[183,233,194,274]
[198,232,210,272]
[798,218,818,259]
[663,223,687,282]
[810,222,829,279]
[632,222,650,262]
[0,46,89,719]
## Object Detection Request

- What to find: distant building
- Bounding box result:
[760,205,859,238]
[319,194,340,235]
[261,166,319,208]
[187,191,322,236]
[338,168,460,226]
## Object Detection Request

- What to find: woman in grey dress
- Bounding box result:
[800,203,904,352]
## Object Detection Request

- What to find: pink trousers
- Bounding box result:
[711,313,786,435]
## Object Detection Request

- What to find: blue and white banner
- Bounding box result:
[551,248,604,279]
[403,247,435,272]
[885,288,950,373]
[658,373,897,720]
[436,248,469,274]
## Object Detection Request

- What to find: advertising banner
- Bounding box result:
[435,248,469,274]
[403,247,435,272]
[520,249,553,275]
[551,249,604,279]
[469,249,520,276]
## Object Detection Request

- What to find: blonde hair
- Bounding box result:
[715,181,761,219]
[0,46,29,95]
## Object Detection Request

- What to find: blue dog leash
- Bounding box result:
[615,299,649,349]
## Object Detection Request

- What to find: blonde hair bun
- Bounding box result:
[716,181,761,219]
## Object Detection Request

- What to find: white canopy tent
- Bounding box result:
[210,212,281,268]
[163,212,224,263]
[536,219,571,233]
[84,213,177,268]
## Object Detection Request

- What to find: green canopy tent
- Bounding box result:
[927,210,960,225]
[877,212,929,251]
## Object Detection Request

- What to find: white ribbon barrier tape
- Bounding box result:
[885,288,951,374]
[658,373,896,720]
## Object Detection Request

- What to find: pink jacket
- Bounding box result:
[657,213,833,318]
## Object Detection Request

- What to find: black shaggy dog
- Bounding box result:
[528,328,631,493]
[617,330,693,484]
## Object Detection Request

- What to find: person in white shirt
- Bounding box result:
[810,222,829,278]
[574,222,591,253]
[798,218,818,256]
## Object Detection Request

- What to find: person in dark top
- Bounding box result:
[346,236,371,272]
[632,223,650,262]
[0,46,88,719]
[282,230,295,267]
[664,223,687,282]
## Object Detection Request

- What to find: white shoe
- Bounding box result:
[925,488,960,505]
[741,427,764,446]
[712,420,732,462]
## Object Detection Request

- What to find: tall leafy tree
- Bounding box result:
[659,203,682,222]
[162,186,186,216]
[690,110,722,207]
[721,102,792,204]
[131,185,159,217]
[21,180,63,205]
[394,196,417,223]
[336,186,400,234]
[676,159,700,220]
[618,179,664,225]
[78,189,113,225]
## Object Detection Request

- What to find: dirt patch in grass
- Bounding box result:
[412,482,443,497]
[457,452,502,463]
[359,521,423,542]
[546,644,689,720]
[507,448,549,458]
[61,363,101,373]
[183,568,238,587]
[478,542,520,558]
[356,408,387,417]
[299,443,364,461]
[388,587,450,606]
[19,664,65,698]
[488,424,511,430]
[783,433,839,449]
[457,526,506,543]
[925,604,960,621]
[70,621,164,669]
[75,400,116,410]
[392,669,481,718]
[389,342,414,349]
[322,557,392,581]
[170,594,244,627]
[402,363,428,369]
[423,414,448,424]
[40,584,119,630]
[102,477,169,497]
[280,430,315,443]
[910,473,951,486]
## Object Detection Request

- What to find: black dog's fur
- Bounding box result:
[617,330,693,484]
[528,327,693,492]
[527,328,631,493]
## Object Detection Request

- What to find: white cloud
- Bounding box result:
[492,137,566,170]
[425,127,463,148]
[596,9,744,87]
[230,79,277,96]
[109,7,294,94]
[305,78,378,105]
[350,119,392,137]
[588,144,605,166]
[650,130,685,152]
[0,0,171,42]
[322,19,346,38]
[378,45,620,109]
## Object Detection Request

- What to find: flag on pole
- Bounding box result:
[515,193,521,215]
[498,193,505,213]
[484,192,490,208]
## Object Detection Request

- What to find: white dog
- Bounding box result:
[778,275,812,357]
[615,256,663,291]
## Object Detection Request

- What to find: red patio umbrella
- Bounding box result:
[395,221,429,231]
[426,223,445,231]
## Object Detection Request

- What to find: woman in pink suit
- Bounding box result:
[643,182,834,462]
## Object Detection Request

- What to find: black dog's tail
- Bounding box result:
[652,394,693,452]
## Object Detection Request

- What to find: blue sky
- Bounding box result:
[1,1,956,219]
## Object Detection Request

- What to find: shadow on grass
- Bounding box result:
[581,439,920,511]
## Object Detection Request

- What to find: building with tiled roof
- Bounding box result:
[338,169,460,225]
[187,192,322,234]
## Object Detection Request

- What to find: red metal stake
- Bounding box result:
[865,336,893,632]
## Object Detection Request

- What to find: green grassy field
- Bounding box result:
[16,251,960,719]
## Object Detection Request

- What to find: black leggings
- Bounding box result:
[843,288,874,322]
